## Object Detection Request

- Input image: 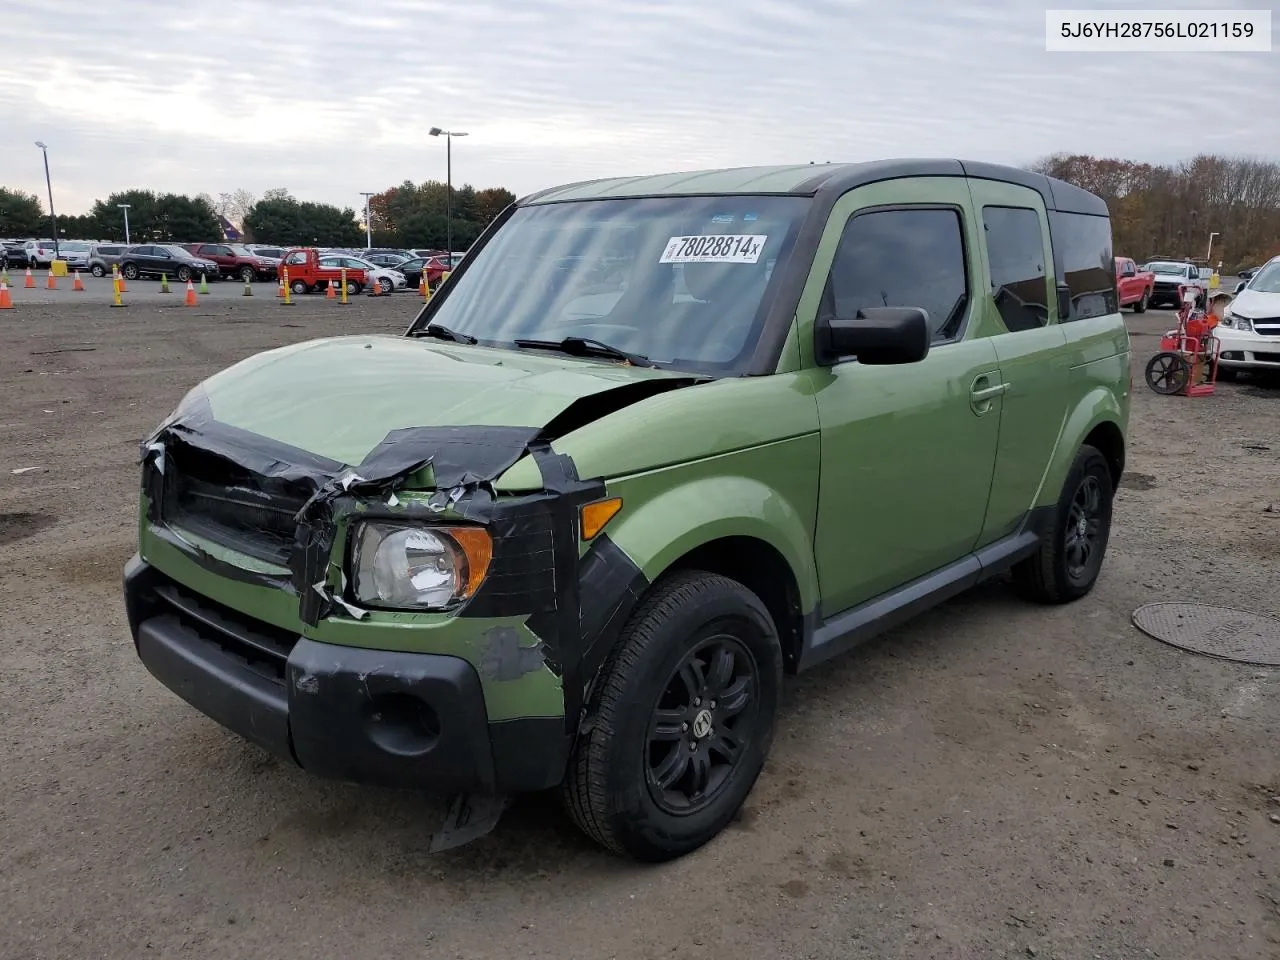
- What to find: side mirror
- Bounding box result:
[816,306,930,366]
[1234,280,1247,294]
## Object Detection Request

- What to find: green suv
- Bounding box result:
[124,160,1130,861]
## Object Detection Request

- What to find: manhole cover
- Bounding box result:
[1133,602,1280,666]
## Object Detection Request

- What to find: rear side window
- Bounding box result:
[1048,211,1118,321]
[981,206,1049,332]
[826,207,969,343]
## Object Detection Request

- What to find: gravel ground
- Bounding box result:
[1,296,1278,960]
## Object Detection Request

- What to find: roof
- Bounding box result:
[520,159,1108,217]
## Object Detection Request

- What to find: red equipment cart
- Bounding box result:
[1143,283,1226,396]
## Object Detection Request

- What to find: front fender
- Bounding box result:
[604,443,820,615]
[1035,380,1127,509]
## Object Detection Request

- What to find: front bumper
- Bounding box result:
[124,554,570,794]
[1215,328,1280,369]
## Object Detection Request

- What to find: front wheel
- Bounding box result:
[1145,351,1189,395]
[291,279,310,295]
[1216,366,1238,382]
[1012,444,1114,605]
[378,277,394,295]
[176,266,192,283]
[563,571,782,861]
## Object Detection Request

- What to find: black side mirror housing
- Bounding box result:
[816,306,931,366]
[1234,280,1247,294]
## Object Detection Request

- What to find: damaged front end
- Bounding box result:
[124,375,700,847]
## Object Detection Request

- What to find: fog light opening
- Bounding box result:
[364,693,441,756]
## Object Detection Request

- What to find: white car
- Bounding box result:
[23,239,60,267]
[56,240,92,271]
[318,254,407,294]
[1218,258,1280,378]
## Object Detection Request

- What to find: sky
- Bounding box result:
[2,0,1276,217]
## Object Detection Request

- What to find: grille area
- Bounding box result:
[151,575,299,683]
[161,446,312,565]
[1251,316,1280,337]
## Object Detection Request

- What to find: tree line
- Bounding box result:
[0,180,518,250]
[1031,153,1280,271]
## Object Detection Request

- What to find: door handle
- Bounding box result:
[970,382,1009,401]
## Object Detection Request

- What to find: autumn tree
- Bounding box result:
[1030,153,1280,270]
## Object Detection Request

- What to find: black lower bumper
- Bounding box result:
[124,555,569,794]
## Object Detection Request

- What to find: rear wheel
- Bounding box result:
[1012,445,1113,605]
[239,266,256,283]
[345,280,360,296]
[1145,351,1189,394]
[1132,291,1148,314]
[122,263,139,281]
[90,264,105,278]
[563,571,782,861]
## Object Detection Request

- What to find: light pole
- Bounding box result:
[118,204,131,245]
[34,141,59,258]
[359,191,375,250]
[1206,231,1220,263]
[428,127,468,257]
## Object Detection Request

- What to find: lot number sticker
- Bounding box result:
[660,234,767,264]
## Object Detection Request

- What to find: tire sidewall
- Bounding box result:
[177,266,192,283]
[597,578,782,858]
[122,263,138,280]
[91,264,105,278]
[1050,449,1113,599]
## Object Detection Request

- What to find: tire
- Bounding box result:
[378,277,393,294]
[1132,291,1148,314]
[1217,366,1238,382]
[239,266,255,284]
[346,281,361,296]
[1145,351,1189,395]
[90,264,105,278]
[122,263,139,281]
[291,279,310,295]
[1012,444,1114,605]
[563,570,783,862]
[176,266,192,283]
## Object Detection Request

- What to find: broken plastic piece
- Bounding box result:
[428,793,511,853]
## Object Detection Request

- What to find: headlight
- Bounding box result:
[352,521,492,610]
[1222,310,1252,331]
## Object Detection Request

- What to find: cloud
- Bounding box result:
[0,0,1275,215]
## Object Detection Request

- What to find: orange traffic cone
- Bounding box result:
[25,267,35,289]
[183,279,198,306]
[46,270,58,290]
[0,281,12,310]
[115,267,128,293]
[326,279,336,300]
[276,277,284,298]
[72,270,85,292]
[369,275,381,297]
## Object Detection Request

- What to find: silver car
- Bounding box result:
[57,240,92,271]
[86,243,130,277]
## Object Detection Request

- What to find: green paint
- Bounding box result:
[133,164,1129,738]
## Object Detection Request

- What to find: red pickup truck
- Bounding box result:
[278,248,368,295]
[1115,257,1154,313]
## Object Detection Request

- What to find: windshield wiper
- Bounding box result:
[513,336,655,367]
[418,323,477,344]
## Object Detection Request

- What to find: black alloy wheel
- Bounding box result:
[645,632,759,816]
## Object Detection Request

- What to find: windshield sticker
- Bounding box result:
[660,235,767,264]
[743,212,758,221]
[711,213,735,223]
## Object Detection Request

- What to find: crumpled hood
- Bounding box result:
[191,334,686,467]
[1230,287,1280,320]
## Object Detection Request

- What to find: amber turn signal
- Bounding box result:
[446,526,494,597]
[580,497,623,540]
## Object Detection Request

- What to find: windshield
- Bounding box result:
[59,241,90,252]
[1244,261,1280,293]
[1147,262,1186,275]
[412,195,808,373]
[228,244,256,256]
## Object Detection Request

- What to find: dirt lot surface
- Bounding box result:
[2,296,1278,960]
